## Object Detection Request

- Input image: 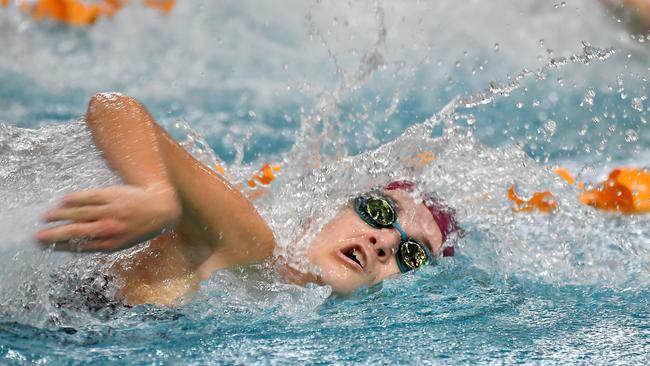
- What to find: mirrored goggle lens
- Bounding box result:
[365,197,395,227]
[399,240,429,270]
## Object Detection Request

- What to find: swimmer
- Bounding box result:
[34,93,459,306]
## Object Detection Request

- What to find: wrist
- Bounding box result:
[146,182,182,224]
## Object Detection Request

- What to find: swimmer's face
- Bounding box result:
[306,189,443,293]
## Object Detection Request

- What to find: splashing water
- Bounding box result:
[1,0,650,364]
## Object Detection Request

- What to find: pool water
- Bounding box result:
[1,0,649,364]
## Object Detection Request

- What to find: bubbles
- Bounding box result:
[544,120,557,135]
[582,88,596,106]
[578,126,588,136]
[493,42,500,52]
[631,96,646,112]
[624,129,639,143]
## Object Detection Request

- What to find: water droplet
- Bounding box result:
[516,102,524,109]
[493,43,500,52]
[632,96,646,112]
[624,129,639,142]
[455,60,461,68]
[561,1,566,6]
[582,89,596,106]
[538,39,545,48]
[544,120,557,135]
[466,115,476,125]
[620,92,628,100]
[532,100,541,107]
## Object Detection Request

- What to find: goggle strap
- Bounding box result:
[391,222,408,242]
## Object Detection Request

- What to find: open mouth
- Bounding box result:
[341,246,366,270]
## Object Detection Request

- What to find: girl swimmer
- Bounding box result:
[34,93,460,306]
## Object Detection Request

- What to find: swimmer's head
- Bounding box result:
[305,180,460,293]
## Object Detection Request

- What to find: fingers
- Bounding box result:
[61,189,111,207]
[43,189,114,223]
[43,205,106,223]
[35,220,126,244]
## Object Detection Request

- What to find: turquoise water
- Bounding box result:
[1,0,649,364]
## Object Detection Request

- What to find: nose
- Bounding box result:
[367,229,401,264]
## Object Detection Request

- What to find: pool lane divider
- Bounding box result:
[509,167,650,214]
[3,0,174,26]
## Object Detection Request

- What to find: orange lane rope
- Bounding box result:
[215,163,282,189]
[576,167,649,214]
[8,0,174,26]
[510,167,650,215]
[142,0,173,15]
[507,184,558,213]
[247,163,281,188]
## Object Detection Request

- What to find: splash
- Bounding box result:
[456,41,616,108]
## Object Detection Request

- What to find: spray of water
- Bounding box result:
[0,0,648,333]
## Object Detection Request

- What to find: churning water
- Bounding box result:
[1,0,649,364]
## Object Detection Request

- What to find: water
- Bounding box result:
[1,0,649,364]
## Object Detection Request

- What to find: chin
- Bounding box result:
[319,269,365,294]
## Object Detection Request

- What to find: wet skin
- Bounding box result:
[307,189,443,293]
[34,93,442,304]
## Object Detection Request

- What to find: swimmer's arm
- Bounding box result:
[36,93,275,266]
[36,93,182,250]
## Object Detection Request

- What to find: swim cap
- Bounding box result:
[384,180,461,255]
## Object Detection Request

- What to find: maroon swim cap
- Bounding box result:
[384,180,461,256]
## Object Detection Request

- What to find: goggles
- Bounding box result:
[354,194,433,273]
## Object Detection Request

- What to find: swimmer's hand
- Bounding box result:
[35,184,181,252]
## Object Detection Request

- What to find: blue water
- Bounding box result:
[1,0,649,364]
